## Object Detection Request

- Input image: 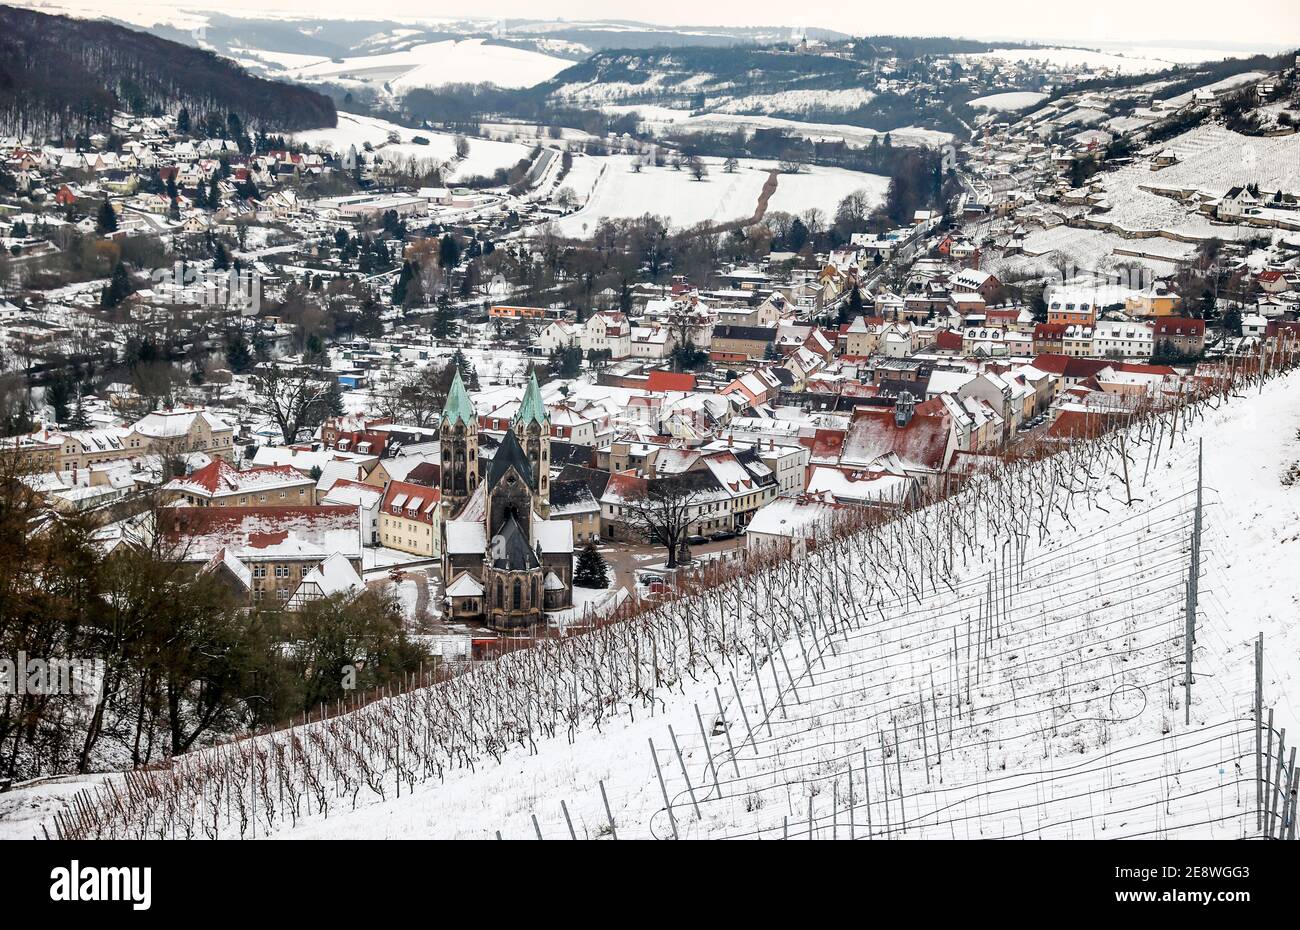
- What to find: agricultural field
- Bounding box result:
[290,112,534,183]
[549,155,772,235]
[280,38,572,91]
[968,91,1049,111]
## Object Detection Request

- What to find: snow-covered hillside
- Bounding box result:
[290,112,533,183]
[14,352,1299,842]
[548,156,889,235]
[272,38,572,91]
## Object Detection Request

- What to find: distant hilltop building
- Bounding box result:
[441,371,573,629]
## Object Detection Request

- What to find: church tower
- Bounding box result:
[439,368,478,516]
[512,371,550,515]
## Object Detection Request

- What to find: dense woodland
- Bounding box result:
[0,6,337,139]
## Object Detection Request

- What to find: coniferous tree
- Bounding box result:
[96,197,117,234]
[225,328,253,373]
[100,263,131,308]
[574,540,610,589]
[66,391,91,429]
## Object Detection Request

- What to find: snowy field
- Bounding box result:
[13,359,1299,841]
[275,38,571,91]
[290,113,533,183]
[549,155,772,236]
[546,155,890,235]
[764,166,890,219]
[968,91,1049,111]
[605,106,953,149]
[960,47,1180,75]
[711,88,877,116]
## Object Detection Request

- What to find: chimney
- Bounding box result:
[895,391,916,428]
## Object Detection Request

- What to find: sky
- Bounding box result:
[17,0,1300,48]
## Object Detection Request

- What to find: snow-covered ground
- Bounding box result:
[605,106,953,149]
[968,91,1049,111]
[1085,124,1300,240]
[290,112,532,183]
[273,38,570,91]
[960,47,1180,75]
[764,166,890,219]
[549,155,772,236]
[546,155,889,235]
[12,360,1298,841]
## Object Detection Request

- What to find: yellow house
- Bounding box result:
[378,480,442,557]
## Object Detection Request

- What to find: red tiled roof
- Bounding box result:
[169,459,309,495]
[841,405,951,472]
[646,370,697,392]
[380,480,442,521]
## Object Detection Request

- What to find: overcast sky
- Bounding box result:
[32,0,1300,47]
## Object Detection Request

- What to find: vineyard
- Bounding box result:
[30,343,1300,841]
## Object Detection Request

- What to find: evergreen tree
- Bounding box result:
[96,197,118,234]
[840,285,864,325]
[100,263,131,308]
[46,373,73,424]
[67,391,91,429]
[391,260,414,307]
[176,107,190,133]
[225,328,253,373]
[432,292,457,340]
[573,541,610,589]
[214,242,230,271]
[325,379,345,417]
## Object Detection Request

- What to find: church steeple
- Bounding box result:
[513,371,549,431]
[439,367,478,515]
[443,368,476,428]
[511,371,550,510]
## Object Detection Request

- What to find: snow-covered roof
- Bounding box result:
[445,573,485,597]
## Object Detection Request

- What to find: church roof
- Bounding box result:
[442,368,475,428]
[491,514,540,571]
[513,371,549,429]
[487,428,532,489]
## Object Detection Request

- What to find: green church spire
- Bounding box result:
[442,367,475,428]
[514,371,549,429]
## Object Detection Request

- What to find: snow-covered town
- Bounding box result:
[0,1,1297,878]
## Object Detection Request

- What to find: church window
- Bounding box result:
[512,580,522,610]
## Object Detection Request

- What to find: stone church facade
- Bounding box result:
[441,371,573,630]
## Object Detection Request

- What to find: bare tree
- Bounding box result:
[252,362,334,445]
[619,475,716,569]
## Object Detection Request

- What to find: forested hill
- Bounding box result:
[0,5,337,139]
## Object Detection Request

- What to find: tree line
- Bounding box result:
[0,6,337,139]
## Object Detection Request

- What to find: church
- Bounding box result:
[440,369,574,629]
